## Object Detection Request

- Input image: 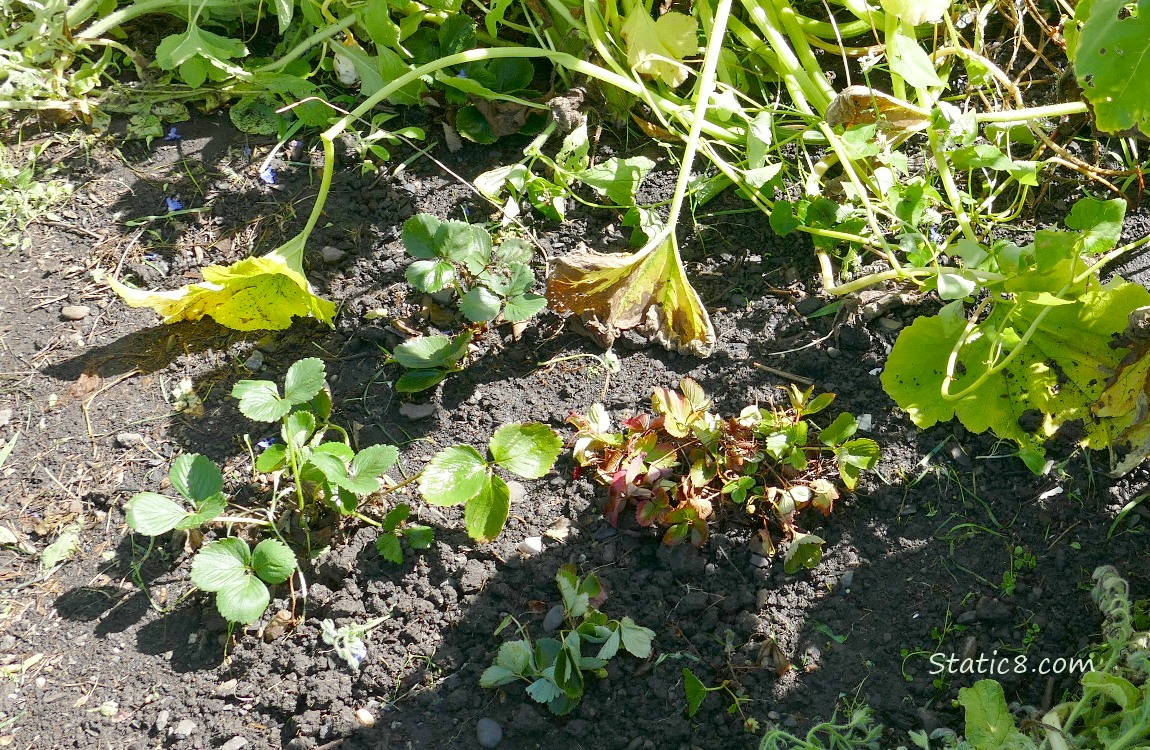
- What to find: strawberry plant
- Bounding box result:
[386,330,473,393]
[401,213,547,325]
[481,565,654,715]
[374,503,434,564]
[569,379,878,571]
[418,423,562,542]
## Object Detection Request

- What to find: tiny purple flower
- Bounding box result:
[243,145,253,158]
[347,640,368,668]
[163,127,181,141]
[165,197,184,212]
[259,166,276,185]
[256,436,277,450]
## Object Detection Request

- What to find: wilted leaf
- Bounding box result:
[825,86,931,133]
[547,238,715,357]
[1095,306,1150,475]
[110,247,335,331]
[620,9,698,87]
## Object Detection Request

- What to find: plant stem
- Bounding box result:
[254,15,357,74]
[215,515,273,526]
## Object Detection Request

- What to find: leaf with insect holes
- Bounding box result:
[251,538,296,584]
[956,680,1030,750]
[216,574,271,625]
[169,453,223,502]
[1070,0,1150,136]
[464,473,511,542]
[420,445,489,505]
[683,668,708,717]
[191,538,251,592]
[489,423,562,479]
[125,492,189,536]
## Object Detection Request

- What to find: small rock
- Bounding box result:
[398,402,436,420]
[756,589,770,609]
[877,316,902,332]
[856,414,873,432]
[0,408,11,427]
[355,708,375,728]
[61,305,90,320]
[172,719,196,739]
[839,569,854,592]
[975,596,1011,623]
[220,738,247,750]
[476,717,503,748]
[826,346,841,358]
[518,536,543,557]
[918,708,940,735]
[154,709,169,732]
[116,432,143,448]
[321,246,346,263]
[243,350,264,371]
[542,604,565,633]
[214,679,238,696]
[749,554,770,568]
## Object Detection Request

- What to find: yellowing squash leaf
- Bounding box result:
[1095,307,1150,475]
[547,238,715,357]
[620,9,698,87]
[109,239,336,331]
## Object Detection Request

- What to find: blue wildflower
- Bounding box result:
[259,166,277,185]
[347,640,368,668]
[163,127,181,141]
[255,436,277,450]
[165,197,184,212]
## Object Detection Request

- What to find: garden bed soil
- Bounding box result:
[1,117,1149,750]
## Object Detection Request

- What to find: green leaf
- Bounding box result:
[1065,197,1126,255]
[438,14,476,56]
[1080,671,1141,708]
[495,640,534,673]
[395,370,447,393]
[255,443,287,473]
[456,106,497,145]
[572,156,655,207]
[283,358,326,405]
[190,538,251,592]
[557,565,589,618]
[352,444,399,481]
[620,8,698,87]
[419,445,489,505]
[770,200,800,237]
[480,665,519,687]
[376,532,404,564]
[596,628,622,660]
[403,215,443,259]
[252,539,296,584]
[177,493,227,529]
[391,335,454,369]
[125,492,188,536]
[282,410,316,453]
[783,533,825,574]
[232,380,287,422]
[155,25,247,72]
[683,668,708,717]
[464,474,511,542]
[168,453,223,502]
[496,238,534,265]
[838,438,881,490]
[503,293,547,322]
[1071,0,1150,136]
[405,525,434,548]
[819,413,858,447]
[406,259,456,293]
[460,286,503,322]
[382,503,410,531]
[526,676,564,704]
[216,574,271,625]
[489,423,563,479]
[619,617,654,658]
[936,269,979,300]
[956,680,1029,749]
[887,28,944,89]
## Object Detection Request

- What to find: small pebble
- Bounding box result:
[243,350,264,371]
[518,537,543,557]
[826,346,841,358]
[355,708,375,728]
[214,679,238,696]
[321,246,346,263]
[154,709,169,732]
[61,305,90,320]
[398,402,436,420]
[542,604,565,632]
[476,717,503,748]
[172,719,196,739]
[756,589,770,609]
[856,414,873,432]
[839,569,854,592]
[116,432,143,448]
[506,481,525,504]
[220,738,247,750]
[749,554,770,568]
[877,316,902,331]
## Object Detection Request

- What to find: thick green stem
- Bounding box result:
[973,101,1089,123]
[926,125,978,244]
[77,0,242,39]
[254,15,357,74]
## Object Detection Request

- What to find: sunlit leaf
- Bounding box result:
[620,9,698,87]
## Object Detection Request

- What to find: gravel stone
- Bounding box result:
[172,719,196,739]
[61,305,90,320]
[476,717,503,748]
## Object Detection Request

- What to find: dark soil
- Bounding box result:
[1,116,1149,750]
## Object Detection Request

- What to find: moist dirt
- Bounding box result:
[1,116,1149,750]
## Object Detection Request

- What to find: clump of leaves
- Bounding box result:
[418,423,562,542]
[386,330,472,393]
[189,537,297,626]
[402,213,546,325]
[569,379,879,571]
[374,503,434,564]
[321,616,389,671]
[233,358,400,516]
[124,453,226,536]
[481,565,654,715]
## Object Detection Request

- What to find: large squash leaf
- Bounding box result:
[1069,0,1150,136]
[547,238,715,357]
[109,241,336,331]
